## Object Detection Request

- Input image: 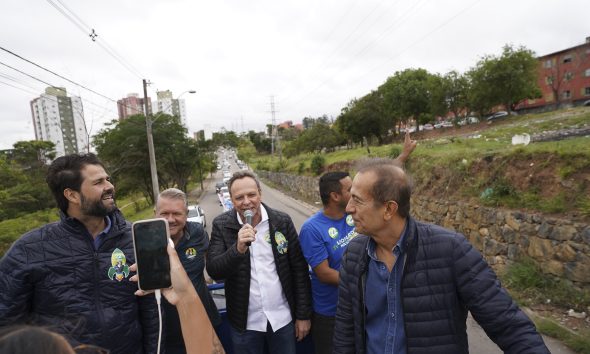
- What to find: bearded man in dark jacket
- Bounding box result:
[206,171,312,354]
[333,158,549,354]
[0,153,159,354]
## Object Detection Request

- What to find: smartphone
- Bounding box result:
[132,218,172,291]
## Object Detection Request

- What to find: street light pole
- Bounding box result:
[142,79,195,204]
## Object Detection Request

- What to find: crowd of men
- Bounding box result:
[0,138,551,354]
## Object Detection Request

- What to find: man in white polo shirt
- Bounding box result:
[207,171,311,354]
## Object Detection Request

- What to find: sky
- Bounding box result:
[0,0,588,149]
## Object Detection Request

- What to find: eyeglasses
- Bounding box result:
[73,344,110,354]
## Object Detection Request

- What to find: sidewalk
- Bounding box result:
[187,174,215,203]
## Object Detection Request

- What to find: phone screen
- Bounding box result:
[132,219,172,290]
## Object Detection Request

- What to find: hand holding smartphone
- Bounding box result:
[132,218,172,291]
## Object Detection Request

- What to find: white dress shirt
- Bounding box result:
[238,205,292,332]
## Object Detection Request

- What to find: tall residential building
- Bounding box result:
[153,90,188,126]
[30,87,88,158]
[117,93,152,120]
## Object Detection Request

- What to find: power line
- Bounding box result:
[46,0,144,79]
[280,0,410,104]
[0,46,147,120]
[284,0,482,110]
[0,47,116,103]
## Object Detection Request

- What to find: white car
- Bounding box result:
[187,205,206,228]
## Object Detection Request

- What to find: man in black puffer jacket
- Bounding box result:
[207,171,312,354]
[333,158,549,354]
[0,153,159,354]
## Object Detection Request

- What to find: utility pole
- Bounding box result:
[143,79,159,204]
[269,95,282,162]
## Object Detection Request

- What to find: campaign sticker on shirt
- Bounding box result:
[107,248,129,282]
[275,231,288,254]
[328,227,339,239]
[185,247,197,260]
[346,215,355,227]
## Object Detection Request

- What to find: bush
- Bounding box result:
[311,155,325,175]
[389,146,402,159]
[298,161,306,174]
[0,209,60,257]
[273,159,288,172]
[255,159,272,171]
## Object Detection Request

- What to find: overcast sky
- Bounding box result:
[0,0,588,149]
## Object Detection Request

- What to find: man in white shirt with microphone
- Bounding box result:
[206,171,312,354]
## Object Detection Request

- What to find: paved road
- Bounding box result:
[194,158,575,354]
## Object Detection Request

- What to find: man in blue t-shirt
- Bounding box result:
[300,132,416,354]
[300,172,356,354]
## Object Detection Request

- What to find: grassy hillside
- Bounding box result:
[253,107,590,220]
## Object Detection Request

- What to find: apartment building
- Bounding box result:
[30,87,88,158]
[517,36,590,113]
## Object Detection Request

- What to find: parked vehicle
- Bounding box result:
[215,182,226,194]
[486,111,509,121]
[423,123,434,130]
[187,204,206,228]
[458,116,480,126]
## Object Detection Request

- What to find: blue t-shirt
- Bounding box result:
[299,211,357,316]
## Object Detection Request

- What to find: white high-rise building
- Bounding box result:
[153,90,188,126]
[30,87,88,158]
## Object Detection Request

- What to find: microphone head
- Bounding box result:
[244,210,253,225]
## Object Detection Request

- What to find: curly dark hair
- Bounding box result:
[45,153,106,213]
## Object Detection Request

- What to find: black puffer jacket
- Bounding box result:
[0,210,159,354]
[206,203,312,331]
[333,217,549,354]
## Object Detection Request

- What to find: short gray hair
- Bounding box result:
[356,158,412,218]
[157,188,188,208]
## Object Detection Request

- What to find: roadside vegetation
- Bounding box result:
[503,258,590,354]
[250,107,590,220]
[245,106,590,351]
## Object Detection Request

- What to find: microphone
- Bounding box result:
[244,210,253,246]
[244,209,253,225]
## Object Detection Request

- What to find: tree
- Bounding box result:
[211,130,239,148]
[11,140,56,168]
[380,68,436,131]
[246,130,271,153]
[284,121,344,157]
[468,45,541,113]
[438,70,470,120]
[93,114,201,203]
[0,140,56,221]
[467,63,496,116]
[335,98,366,146]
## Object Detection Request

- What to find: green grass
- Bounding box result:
[501,258,590,353]
[502,258,590,311]
[249,108,590,217]
[534,317,590,354]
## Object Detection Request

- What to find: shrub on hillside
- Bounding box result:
[311,155,325,175]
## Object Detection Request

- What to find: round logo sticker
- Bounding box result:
[328,227,339,239]
[275,231,288,254]
[346,215,355,226]
[185,248,197,260]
